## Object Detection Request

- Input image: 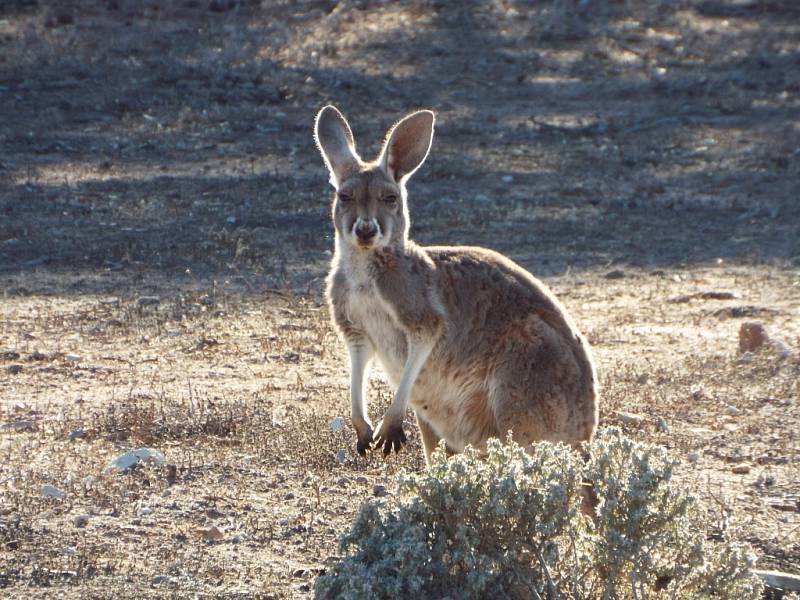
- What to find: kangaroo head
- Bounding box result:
[314,105,435,251]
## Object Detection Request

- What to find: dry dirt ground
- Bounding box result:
[1,0,799,598]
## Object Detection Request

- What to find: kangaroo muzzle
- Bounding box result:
[353,218,380,245]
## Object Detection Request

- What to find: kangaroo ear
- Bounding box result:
[380,110,435,184]
[314,105,360,187]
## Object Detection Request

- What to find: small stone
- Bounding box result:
[731,464,751,474]
[138,506,153,516]
[226,215,237,225]
[2,420,36,432]
[615,412,645,426]
[336,477,349,488]
[604,270,626,280]
[656,417,670,433]
[65,353,81,363]
[773,339,792,359]
[68,429,87,441]
[738,322,768,354]
[335,449,347,464]
[271,406,287,427]
[7,364,23,375]
[152,575,178,586]
[687,452,700,463]
[104,448,166,474]
[200,526,224,542]
[373,484,387,497]
[42,484,65,500]
[73,514,90,528]
[137,296,160,307]
[355,476,369,485]
[723,404,741,416]
[329,416,346,433]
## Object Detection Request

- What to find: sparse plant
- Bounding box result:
[315,429,762,600]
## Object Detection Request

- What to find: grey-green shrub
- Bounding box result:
[315,428,762,600]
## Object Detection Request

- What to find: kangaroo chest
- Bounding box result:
[345,282,407,384]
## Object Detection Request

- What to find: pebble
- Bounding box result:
[656,417,670,434]
[200,526,224,542]
[104,448,166,474]
[7,364,23,375]
[1,420,36,432]
[152,575,178,586]
[615,412,645,426]
[68,429,87,441]
[687,452,700,463]
[42,484,65,500]
[373,484,387,497]
[137,296,160,307]
[73,514,90,528]
[335,449,347,464]
[604,270,626,280]
[329,416,346,433]
[731,464,751,474]
[723,404,741,416]
[738,322,767,354]
[65,353,81,362]
[355,476,369,485]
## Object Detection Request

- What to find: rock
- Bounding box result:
[329,416,346,433]
[739,322,767,354]
[336,477,349,488]
[723,404,741,416]
[7,364,23,375]
[68,429,87,441]
[656,417,670,434]
[137,506,154,516]
[604,270,626,280]
[687,452,700,463]
[42,484,65,500]
[73,514,90,528]
[773,339,792,359]
[335,449,347,464]
[615,412,645,426]
[1,420,36,432]
[355,476,369,485]
[65,353,81,363]
[271,406,287,427]
[137,296,160,307]
[104,448,166,474]
[1,351,21,361]
[200,526,224,542]
[152,575,178,586]
[731,464,751,474]
[373,484,387,497]
[165,464,177,486]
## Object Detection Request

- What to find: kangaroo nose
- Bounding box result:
[355,221,378,241]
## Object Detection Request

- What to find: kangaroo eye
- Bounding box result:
[382,194,398,204]
[338,191,354,202]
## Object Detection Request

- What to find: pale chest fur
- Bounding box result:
[338,265,408,385]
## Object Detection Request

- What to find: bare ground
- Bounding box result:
[0,1,798,598]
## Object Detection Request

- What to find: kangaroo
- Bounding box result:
[314,105,599,463]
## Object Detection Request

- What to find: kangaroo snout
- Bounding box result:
[353,218,379,244]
